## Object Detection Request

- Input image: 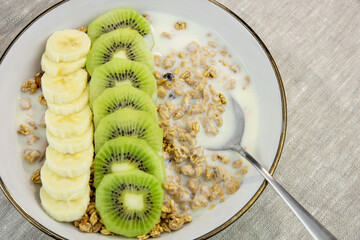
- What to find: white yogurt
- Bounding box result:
[16,90,48,172]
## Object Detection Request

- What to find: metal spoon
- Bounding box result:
[209,98,336,240]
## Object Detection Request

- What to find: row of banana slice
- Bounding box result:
[39,29,93,222]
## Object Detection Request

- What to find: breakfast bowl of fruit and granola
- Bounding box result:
[0,0,286,239]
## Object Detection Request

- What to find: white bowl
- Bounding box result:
[0,0,286,239]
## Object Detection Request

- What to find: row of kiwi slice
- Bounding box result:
[86,8,165,237]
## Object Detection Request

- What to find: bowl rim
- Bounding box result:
[0,0,287,239]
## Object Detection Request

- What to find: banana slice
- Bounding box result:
[45,29,91,62]
[47,85,89,115]
[42,68,87,104]
[46,124,93,154]
[45,145,94,178]
[41,162,90,201]
[40,186,90,222]
[41,53,86,77]
[45,106,92,138]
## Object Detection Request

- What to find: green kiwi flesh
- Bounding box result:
[89,58,157,106]
[86,29,153,76]
[94,109,163,153]
[92,85,158,128]
[94,137,165,188]
[87,8,151,43]
[95,170,164,237]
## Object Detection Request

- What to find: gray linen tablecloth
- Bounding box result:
[1,0,359,239]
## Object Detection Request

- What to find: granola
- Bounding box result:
[38,95,47,106]
[34,71,43,88]
[24,149,41,163]
[18,124,32,136]
[174,21,187,30]
[148,21,252,239]
[31,169,41,184]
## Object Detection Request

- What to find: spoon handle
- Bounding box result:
[238,148,337,240]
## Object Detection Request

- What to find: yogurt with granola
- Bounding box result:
[148,11,258,213]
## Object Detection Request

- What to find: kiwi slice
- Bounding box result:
[96,170,164,237]
[94,137,165,188]
[89,58,156,106]
[94,109,162,153]
[86,29,153,75]
[87,8,151,43]
[92,85,157,128]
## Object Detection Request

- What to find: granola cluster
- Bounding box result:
[21,71,43,94]
[73,163,112,235]
[174,21,187,30]
[38,94,47,106]
[155,63,229,139]
[78,26,88,33]
[24,149,41,163]
[137,198,192,240]
[18,124,32,136]
[31,168,41,184]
